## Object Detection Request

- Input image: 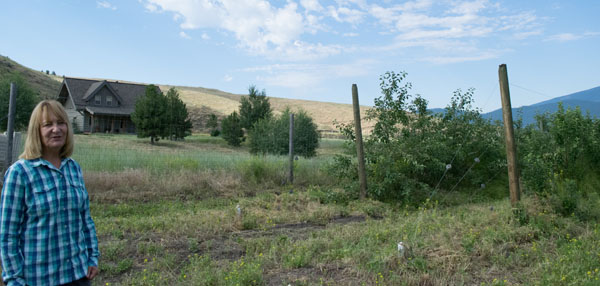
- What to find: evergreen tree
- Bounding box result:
[239,85,272,130]
[1,72,38,131]
[221,111,244,146]
[206,113,220,136]
[131,85,167,144]
[165,87,192,140]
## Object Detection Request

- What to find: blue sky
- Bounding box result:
[1,0,598,112]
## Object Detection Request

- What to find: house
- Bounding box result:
[56,77,160,134]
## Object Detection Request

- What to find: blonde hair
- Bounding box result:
[20,100,74,159]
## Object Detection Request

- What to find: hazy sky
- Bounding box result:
[1,0,598,112]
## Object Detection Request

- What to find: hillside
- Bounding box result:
[160,84,374,135]
[483,86,600,125]
[0,55,61,99]
[1,55,372,136]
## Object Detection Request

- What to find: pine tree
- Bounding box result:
[239,85,272,131]
[221,111,244,146]
[165,88,192,140]
[131,85,167,144]
[207,113,220,136]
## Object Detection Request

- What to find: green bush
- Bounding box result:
[248,108,320,157]
[331,71,505,204]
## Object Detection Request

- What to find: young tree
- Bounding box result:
[221,111,244,146]
[248,108,320,157]
[165,87,192,140]
[239,85,272,130]
[1,72,38,131]
[131,85,167,144]
[206,113,220,136]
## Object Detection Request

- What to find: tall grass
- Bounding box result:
[70,134,343,202]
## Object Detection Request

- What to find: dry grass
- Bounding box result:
[158,84,375,135]
[85,169,244,203]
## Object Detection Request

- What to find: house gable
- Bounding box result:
[60,77,157,116]
[82,80,124,107]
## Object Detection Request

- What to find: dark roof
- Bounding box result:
[60,77,159,115]
[85,106,134,116]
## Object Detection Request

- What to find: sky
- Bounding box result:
[1,0,598,112]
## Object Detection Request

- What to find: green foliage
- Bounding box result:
[221,111,244,146]
[207,113,220,136]
[239,85,272,131]
[131,85,168,144]
[132,86,192,143]
[165,87,192,140]
[248,108,320,157]
[333,71,504,204]
[0,72,38,131]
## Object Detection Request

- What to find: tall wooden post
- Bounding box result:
[352,84,367,200]
[498,64,521,205]
[5,83,17,170]
[288,113,294,184]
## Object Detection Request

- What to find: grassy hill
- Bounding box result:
[0,55,61,100]
[159,84,374,136]
[0,54,372,136]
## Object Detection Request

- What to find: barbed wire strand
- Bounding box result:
[448,149,487,193]
[429,145,462,199]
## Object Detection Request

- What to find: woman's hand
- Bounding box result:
[87,266,99,279]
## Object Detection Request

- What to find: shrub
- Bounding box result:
[248,108,320,157]
[332,71,505,204]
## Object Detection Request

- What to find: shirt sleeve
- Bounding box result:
[76,163,100,267]
[0,165,27,286]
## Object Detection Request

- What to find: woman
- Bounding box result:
[1,100,99,286]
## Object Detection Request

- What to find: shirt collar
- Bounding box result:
[30,157,72,169]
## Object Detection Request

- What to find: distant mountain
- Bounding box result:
[483,86,600,125]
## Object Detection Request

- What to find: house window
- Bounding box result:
[106,95,112,106]
[94,95,101,105]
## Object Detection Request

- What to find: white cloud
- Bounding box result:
[245,60,375,88]
[327,5,365,24]
[141,0,543,64]
[201,33,210,40]
[544,31,600,42]
[179,31,191,39]
[143,0,340,60]
[223,74,233,82]
[97,1,117,10]
[422,50,500,64]
[300,0,323,12]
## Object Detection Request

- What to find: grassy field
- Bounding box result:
[2,134,600,285]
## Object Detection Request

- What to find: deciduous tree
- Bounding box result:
[1,72,38,131]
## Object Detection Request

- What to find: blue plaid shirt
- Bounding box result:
[1,158,99,286]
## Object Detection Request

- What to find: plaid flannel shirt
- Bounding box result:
[1,158,99,286]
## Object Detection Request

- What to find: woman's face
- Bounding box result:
[40,111,68,152]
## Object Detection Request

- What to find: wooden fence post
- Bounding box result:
[352,84,367,200]
[498,64,521,205]
[288,113,294,184]
[5,83,17,170]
